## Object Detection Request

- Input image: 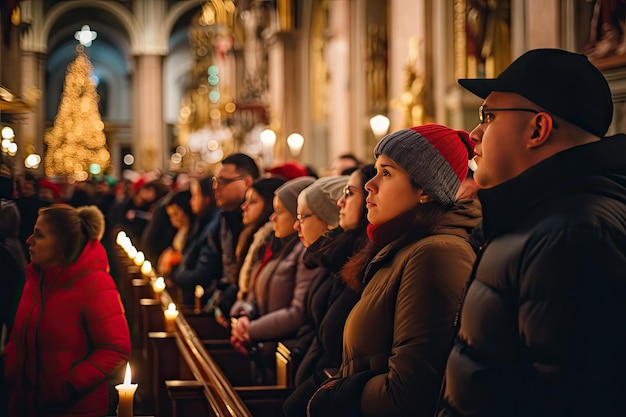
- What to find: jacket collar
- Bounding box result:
[478,134,626,239]
[27,240,108,287]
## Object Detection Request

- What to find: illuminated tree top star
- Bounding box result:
[75,25,97,47]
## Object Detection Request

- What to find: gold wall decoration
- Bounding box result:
[365,24,388,113]
[277,0,293,32]
[393,37,432,128]
[310,0,329,122]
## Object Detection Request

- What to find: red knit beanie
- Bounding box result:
[267,162,309,181]
[373,123,473,205]
[39,179,61,199]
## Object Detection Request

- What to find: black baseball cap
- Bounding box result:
[458,48,613,138]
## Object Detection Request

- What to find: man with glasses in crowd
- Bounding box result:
[209,153,260,318]
[438,49,626,417]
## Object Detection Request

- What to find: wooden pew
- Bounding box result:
[111,237,295,417]
[182,312,295,415]
[166,380,208,417]
[110,241,253,417]
[147,291,253,417]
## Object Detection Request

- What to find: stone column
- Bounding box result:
[15,0,46,176]
[131,0,167,172]
[326,0,351,165]
[19,51,46,176]
[133,54,165,171]
[266,31,298,164]
[526,0,560,49]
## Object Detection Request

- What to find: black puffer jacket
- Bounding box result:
[440,135,626,417]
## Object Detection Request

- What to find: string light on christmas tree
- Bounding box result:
[44,52,110,180]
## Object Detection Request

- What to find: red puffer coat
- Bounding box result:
[4,240,131,417]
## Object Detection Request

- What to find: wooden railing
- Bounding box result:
[111,231,294,417]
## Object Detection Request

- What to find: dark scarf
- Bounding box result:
[366,206,421,247]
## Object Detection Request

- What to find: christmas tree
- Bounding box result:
[45,51,110,181]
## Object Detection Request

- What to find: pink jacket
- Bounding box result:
[4,240,131,417]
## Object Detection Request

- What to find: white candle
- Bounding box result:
[194,285,204,314]
[127,246,138,260]
[115,363,137,417]
[116,231,127,246]
[133,251,145,267]
[164,302,179,332]
[152,277,165,299]
[140,260,152,276]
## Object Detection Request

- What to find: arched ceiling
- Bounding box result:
[46,6,131,72]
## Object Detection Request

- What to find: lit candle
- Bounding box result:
[164,302,179,332]
[120,237,132,252]
[140,260,152,276]
[127,246,138,260]
[152,277,165,300]
[116,231,127,246]
[194,285,204,314]
[115,363,137,417]
[133,251,145,267]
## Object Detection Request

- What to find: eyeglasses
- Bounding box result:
[479,105,539,124]
[479,105,559,128]
[212,175,243,188]
[342,185,364,199]
[296,213,315,224]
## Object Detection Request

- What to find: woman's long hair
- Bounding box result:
[235,177,285,265]
[301,164,374,291]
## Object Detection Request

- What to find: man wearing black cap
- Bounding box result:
[438,49,626,417]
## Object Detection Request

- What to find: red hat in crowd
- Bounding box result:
[39,179,61,199]
[373,123,473,206]
[267,162,309,181]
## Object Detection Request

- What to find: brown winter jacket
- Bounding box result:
[308,199,481,417]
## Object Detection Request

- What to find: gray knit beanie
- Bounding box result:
[275,176,316,218]
[302,175,348,227]
[373,124,473,206]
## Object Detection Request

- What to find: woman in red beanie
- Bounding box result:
[307,124,482,417]
[3,205,131,417]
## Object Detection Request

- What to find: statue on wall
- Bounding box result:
[465,0,511,78]
[582,0,626,59]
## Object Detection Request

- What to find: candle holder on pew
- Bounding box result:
[152,276,166,300]
[194,285,204,315]
[133,251,145,267]
[164,302,179,332]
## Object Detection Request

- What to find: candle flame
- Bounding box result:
[168,302,176,312]
[124,362,131,385]
[153,277,165,291]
